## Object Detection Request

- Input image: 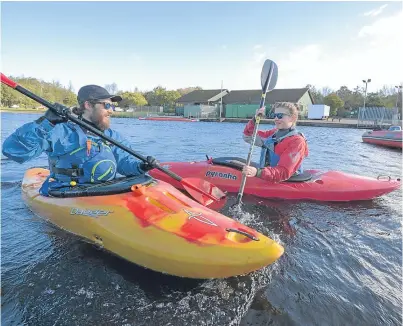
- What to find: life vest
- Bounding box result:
[40,122,117,196]
[259,128,305,174]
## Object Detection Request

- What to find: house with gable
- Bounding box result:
[176,89,229,118]
[222,88,314,118]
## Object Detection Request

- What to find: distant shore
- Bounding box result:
[0,108,46,114]
[1,108,394,129]
[199,117,365,129]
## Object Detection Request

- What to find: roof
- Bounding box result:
[177,89,229,103]
[222,88,314,105]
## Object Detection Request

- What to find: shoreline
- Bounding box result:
[199,117,365,129]
[0,109,390,129]
[1,109,46,114]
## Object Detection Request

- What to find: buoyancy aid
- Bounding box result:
[259,128,306,174]
[40,122,117,196]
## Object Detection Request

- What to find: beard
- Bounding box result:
[90,110,110,131]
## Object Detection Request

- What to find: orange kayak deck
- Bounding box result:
[22,168,284,279]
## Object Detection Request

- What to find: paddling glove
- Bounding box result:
[140,156,158,172]
[37,103,70,125]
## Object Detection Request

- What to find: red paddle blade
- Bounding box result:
[1,73,18,88]
[181,177,227,207]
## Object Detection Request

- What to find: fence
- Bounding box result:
[114,106,168,118]
[357,107,401,128]
[183,104,219,119]
[114,105,220,119]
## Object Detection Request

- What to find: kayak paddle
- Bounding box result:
[235,59,278,205]
[1,73,226,207]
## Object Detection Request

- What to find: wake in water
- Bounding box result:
[1,190,286,326]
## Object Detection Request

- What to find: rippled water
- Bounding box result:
[1,113,402,326]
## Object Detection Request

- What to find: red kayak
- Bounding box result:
[138,116,199,122]
[149,157,401,202]
[362,129,402,149]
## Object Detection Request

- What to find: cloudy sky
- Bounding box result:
[2,1,402,93]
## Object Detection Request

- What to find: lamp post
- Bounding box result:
[362,78,371,110]
[395,85,402,109]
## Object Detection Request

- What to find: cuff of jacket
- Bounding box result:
[137,162,147,174]
[256,168,263,178]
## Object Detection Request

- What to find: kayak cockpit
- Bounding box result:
[210,156,312,182]
[49,174,155,198]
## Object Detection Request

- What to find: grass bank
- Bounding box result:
[0,107,46,114]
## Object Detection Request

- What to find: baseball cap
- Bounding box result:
[77,85,122,104]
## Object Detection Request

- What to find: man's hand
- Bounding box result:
[140,156,158,172]
[37,103,70,125]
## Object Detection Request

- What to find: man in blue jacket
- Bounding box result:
[2,84,157,195]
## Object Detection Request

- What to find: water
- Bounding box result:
[1,113,402,326]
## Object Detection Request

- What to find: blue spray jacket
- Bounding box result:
[2,119,147,194]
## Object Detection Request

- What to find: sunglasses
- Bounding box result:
[91,101,116,111]
[273,112,290,119]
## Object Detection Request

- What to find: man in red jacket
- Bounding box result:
[242,102,309,183]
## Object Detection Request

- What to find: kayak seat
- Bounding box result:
[211,157,260,170]
[49,174,155,198]
[285,171,312,182]
[211,157,312,182]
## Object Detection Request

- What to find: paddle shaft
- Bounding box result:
[236,64,274,204]
[1,74,201,188]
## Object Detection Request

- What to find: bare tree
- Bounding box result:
[320,86,333,97]
[105,83,118,94]
[68,80,74,93]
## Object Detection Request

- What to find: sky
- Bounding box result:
[1,1,402,94]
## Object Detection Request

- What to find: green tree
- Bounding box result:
[336,86,352,103]
[335,86,364,112]
[163,90,181,111]
[176,86,203,96]
[0,83,16,107]
[365,92,383,107]
[119,91,148,108]
[324,93,344,116]
[131,92,147,106]
[144,86,181,111]
[144,89,158,106]
[0,76,77,108]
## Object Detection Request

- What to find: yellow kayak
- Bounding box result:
[22,168,284,279]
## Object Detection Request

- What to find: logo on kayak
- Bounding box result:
[205,170,237,180]
[183,209,218,227]
[70,208,112,217]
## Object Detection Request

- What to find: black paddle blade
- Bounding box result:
[261,59,278,92]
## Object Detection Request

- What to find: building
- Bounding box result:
[222,88,314,118]
[176,89,229,118]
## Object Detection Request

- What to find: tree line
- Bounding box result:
[1,76,401,117]
[307,84,402,117]
[1,77,77,108]
[0,76,202,112]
